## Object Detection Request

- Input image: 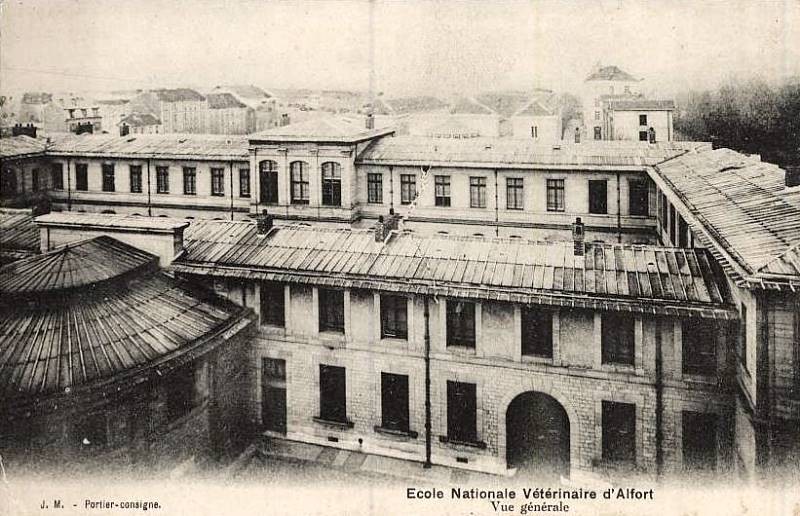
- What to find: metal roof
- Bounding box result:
[35,212,190,232]
[44,133,249,161]
[249,116,395,143]
[175,221,734,319]
[651,148,800,290]
[0,209,38,262]
[0,135,47,160]
[356,136,708,170]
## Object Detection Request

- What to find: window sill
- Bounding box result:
[681,372,717,383]
[446,345,476,355]
[601,362,635,374]
[438,435,486,450]
[374,426,418,439]
[522,354,553,364]
[380,335,408,343]
[313,417,354,429]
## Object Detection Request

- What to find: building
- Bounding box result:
[206,93,255,135]
[118,113,163,135]
[129,88,207,133]
[605,100,675,142]
[581,65,641,141]
[212,85,278,131]
[0,217,255,472]
[64,102,103,134]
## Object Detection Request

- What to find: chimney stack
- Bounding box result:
[365,113,375,130]
[256,209,274,234]
[572,217,585,256]
[574,127,580,144]
[374,216,386,242]
[786,166,800,188]
[12,123,37,138]
[280,113,290,127]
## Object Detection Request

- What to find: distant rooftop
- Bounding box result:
[152,88,206,102]
[207,92,248,110]
[119,112,162,127]
[36,212,190,232]
[44,133,248,161]
[249,116,395,143]
[220,85,273,100]
[0,135,47,159]
[607,100,676,111]
[586,65,639,82]
[21,92,53,105]
[0,209,38,263]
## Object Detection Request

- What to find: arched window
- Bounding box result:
[321,162,341,207]
[259,160,278,204]
[290,161,309,204]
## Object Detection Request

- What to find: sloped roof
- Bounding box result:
[586,66,638,82]
[222,85,272,99]
[119,113,162,127]
[381,96,449,115]
[514,99,556,117]
[0,135,47,159]
[357,136,708,170]
[153,88,205,102]
[174,221,734,319]
[249,116,394,143]
[207,93,248,109]
[0,209,38,262]
[650,148,800,290]
[45,133,248,161]
[607,100,676,111]
[449,97,496,115]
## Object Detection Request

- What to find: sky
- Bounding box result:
[1,0,799,98]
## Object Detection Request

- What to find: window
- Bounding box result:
[594,111,601,121]
[381,373,410,433]
[319,365,347,423]
[678,216,689,247]
[446,300,476,348]
[682,411,717,472]
[290,161,309,204]
[434,175,451,207]
[50,163,64,190]
[129,165,142,193]
[319,288,345,333]
[211,167,225,196]
[321,162,342,206]
[531,126,538,138]
[156,166,169,194]
[594,126,602,140]
[669,205,677,243]
[380,295,408,339]
[367,173,383,204]
[469,177,487,208]
[183,167,196,195]
[588,180,608,214]
[258,160,279,204]
[400,174,416,205]
[239,168,250,197]
[30,171,39,193]
[521,307,552,358]
[260,282,285,327]
[661,194,669,228]
[74,416,108,450]
[629,179,649,216]
[76,164,88,191]
[546,179,565,212]
[639,131,649,141]
[101,164,115,192]
[639,114,648,126]
[261,358,287,433]
[602,313,635,366]
[447,381,477,444]
[602,401,636,463]
[166,363,196,421]
[739,304,748,370]
[682,320,716,375]
[506,178,524,210]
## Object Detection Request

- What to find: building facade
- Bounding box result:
[604,100,675,142]
[129,88,207,133]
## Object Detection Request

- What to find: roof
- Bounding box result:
[44,133,249,161]
[221,85,272,99]
[356,136,709,170]
[152,88,205,102]
[0,209,38,262]
[206,93,248,110]
[35,212,189,232]
[379,96,449,115]
[586,65,639,82]
[514,99,557,117]
[249,116,395,143]
[174,221,734,319]
[607,100,676,111]
[119,113,162,127]
[21,92,53,105]
[449,97,496,115]
[0,236,249,410]
[651,148,800,290]
[0,135,47,159]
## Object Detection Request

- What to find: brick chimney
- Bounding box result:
[572,217,585,256]
[12,123,37,138]
[374,216,386,242]
[256,209,274,234]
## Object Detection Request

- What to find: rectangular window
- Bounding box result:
[639,131,649,141]
[447,381,477,444]
[260,282,285,327]
[101,164,115,192]
[381,373,410,433]
[156,166,169,194]
[588,179,608,214]
[469,176,487,208]
[678,216,689,247]
[31,169,40,192]
[210,168,225,196]
[319,288,345,333]
[521,307,553,358]
[183,167,196,195]
[166,363,196,421]
[594,126,602,140]
[319,365,347,423]
[400,174,416,205]
[261,358,287,433]
[739,303,748,370]
[367,173,383,204]
[531,126,538,138]
[639,114,648,126]
[629,179,649,216]
[682,411,717,472]
[446,300,476,348]
[602,401,636,463]
[506,177,524,210]
[602,313,635,366]
[669,205,677,243]
[321,162,342,206]
[682,320,717,376]
[239,168,250,198]
[50,163,64,190]
[129,165,142,193]
[546,179,565,212]
[290,162,310,204]
[434,175,451,207]
[380,295,408,339]
[76,164,88,191]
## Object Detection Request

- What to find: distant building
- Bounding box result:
[206,93,255,135]
[581,65,641,140]
[18,92,63,133]
[129,88,207,133]
[212,85,278,131]
[64,103,103,134]
[97,98,131,131]
[604,99,675,142]
[118,113,162,135]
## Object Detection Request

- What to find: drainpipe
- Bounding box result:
[146,158,152,217]
[254,148,260,217]
[616,171,622,243]
[66,158,72,211]
[423,296,432,469]
[229,160,235,220]
[388,165,394,213]
[655,317,664,478]
[494,169,499,237]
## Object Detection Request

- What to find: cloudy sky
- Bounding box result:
[1,0,799,97]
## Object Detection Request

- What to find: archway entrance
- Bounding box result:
[506,391,570,479]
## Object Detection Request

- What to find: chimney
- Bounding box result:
[365,112,375,130]
[12,123,37,138]
[572,217,585,256]
[648,127,656,144]
[374,215,386,242]
[120,124,130,137]
[786,166,800,188]
[280,113,290,127]
[574,127,580,143]
[256,209,274,234]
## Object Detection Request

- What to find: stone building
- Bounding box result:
[129,88,207,134]
[604,100,675,142]
[118,113,162,135]
[206,93,255,135]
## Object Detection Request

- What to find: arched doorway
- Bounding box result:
[506,391,570,478]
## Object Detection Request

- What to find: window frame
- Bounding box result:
[682,320,717,376]
[239,168,250,198]
[290,161,310,205]
[469,176,487,209]
[602,400,636,463]
[380,372,410,433]
[156,166,170,194]
[434,175,451,207]
[546,178,565,212]
[521,306,553,358]
[101,163,115,192]
[321,161,342,207]
[129,165,143,193]
[639,114,648,126]
[50,163,64,190]
[601,312,635,366]
[75,163,88,191]
[318,288,345,334]
[639,131,649,141]
[400,174,416,205]
[380,294,408,340]
[260,282,285,327]
[446,380,478,444]
[506,177,524,210]
[210,167,225,197]
[629,178,649,216]
[182,167,197,195]
[319,364,347,424]
[446,300,476,349]
[367,172,383,204]
[588,179,608,215]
